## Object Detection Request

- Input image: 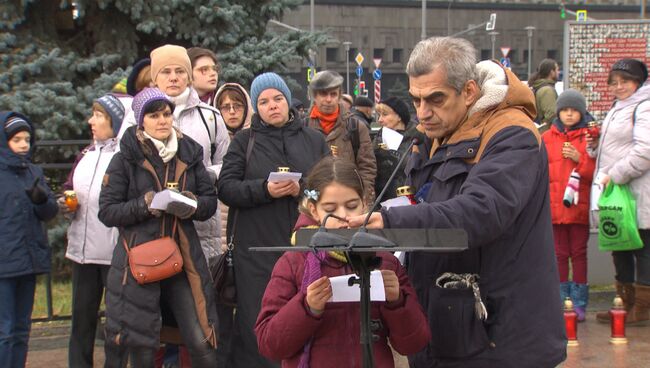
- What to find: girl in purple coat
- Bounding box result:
[255,156,430,368]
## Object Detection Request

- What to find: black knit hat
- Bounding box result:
[126,58,151,97]
[611,58,648,85]
[380,97,410,124]
[4,115,32,140]
[353,96,374,108]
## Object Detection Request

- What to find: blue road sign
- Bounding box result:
[373,69,382,80]
[500,57,511,68]
[356,66,363,77]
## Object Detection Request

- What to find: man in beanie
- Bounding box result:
[60,94,130,367]
[351,96,375,128]
[1,111,58,368]
[541,88,595,322]
[150,44,230,266]
[305,70,377,204]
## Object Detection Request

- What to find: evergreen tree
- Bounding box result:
[0,0,326,273]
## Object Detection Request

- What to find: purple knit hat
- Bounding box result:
[132,87,174,127]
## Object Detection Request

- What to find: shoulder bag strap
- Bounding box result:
[198,108,217,158]
[228,130,255,250]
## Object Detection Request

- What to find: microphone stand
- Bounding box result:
[345,138,418,368]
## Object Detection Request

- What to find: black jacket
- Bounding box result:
[99,126,218,349]
[217,111,329,367]
[373,122,426,203]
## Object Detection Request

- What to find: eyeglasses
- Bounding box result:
[219,103,245,113]
[195,65,219,75]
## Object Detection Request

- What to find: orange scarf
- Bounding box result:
[310,105,340,135]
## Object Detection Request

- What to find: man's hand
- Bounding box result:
[347,212,384,229]
[267,180,300,198]
[306,276,332,315]
[381,270,401,303]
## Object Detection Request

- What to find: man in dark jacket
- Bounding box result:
[351,96,374,128]
[349,37,567,367]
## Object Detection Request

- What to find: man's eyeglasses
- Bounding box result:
[220,103,245,113]
[195,65,219,75]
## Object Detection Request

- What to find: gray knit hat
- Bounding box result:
[309,70,344,96]
[95,94,125,137]
[250,72,292,113]
[556,89,586,117]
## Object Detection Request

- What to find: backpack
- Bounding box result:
[346,115,361,159]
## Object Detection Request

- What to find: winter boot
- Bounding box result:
[627,283,650,325]
[560,282,573,305]
[571,283,589,322]
[597,281,635,323]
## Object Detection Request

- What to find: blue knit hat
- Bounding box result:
[132,88,175,127]
[95,94,125,137]
[250,72,292,113]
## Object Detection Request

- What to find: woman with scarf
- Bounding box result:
[99,88,218,367]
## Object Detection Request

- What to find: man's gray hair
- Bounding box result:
[406,37,477,93]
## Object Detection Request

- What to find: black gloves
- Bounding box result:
[25,177,49,205]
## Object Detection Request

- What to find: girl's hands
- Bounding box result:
[306,276,332,315]
[267,180,301,198]
[381,270,401,303]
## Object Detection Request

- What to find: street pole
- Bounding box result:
[488,31,499,59]
[421,0,426,40]
[310,0,314,34]
[343,41,352,95]
[525,26,535,80]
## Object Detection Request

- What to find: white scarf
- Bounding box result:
[168,88,191,121]
[143,128,178,163]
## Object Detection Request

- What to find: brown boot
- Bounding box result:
[596,282,635,323]
[627,284,650,325]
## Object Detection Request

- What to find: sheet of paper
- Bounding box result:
[150,189,197,211]
[381,127,404,151]
[327,270,385,303]
[380,195,412,209]
[267,171,302,183]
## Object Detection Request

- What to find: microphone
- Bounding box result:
[348,137,420,249]
[309,213,349,249]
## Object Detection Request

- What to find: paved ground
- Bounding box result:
[26,291,650,368]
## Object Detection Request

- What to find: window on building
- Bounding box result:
[508,49,518,64]
[349,48,358,62]
[547,49,558,60]
[393,48,403,63]
[373,48,384,59]
[326,48,339,63]
[523,50,530,64]
[481,49,491,60]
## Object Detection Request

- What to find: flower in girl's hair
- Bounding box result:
[304,189,319,201]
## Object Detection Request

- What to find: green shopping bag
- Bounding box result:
[597,183,643,251]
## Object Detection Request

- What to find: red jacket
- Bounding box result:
[255,250,430,368]
[542,121,595,224]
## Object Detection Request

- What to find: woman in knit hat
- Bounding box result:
[150,44,230,271]
[218,72,329,368]
[99,88,219,367]
[372,96,426,203]
[589,58,650,324]
[0,112,58,368]
[60,94,130,367]
[541,89,596,322]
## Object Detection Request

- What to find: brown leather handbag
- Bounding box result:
[123,219,183,285]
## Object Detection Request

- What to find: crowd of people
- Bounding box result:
[1,36,649,368]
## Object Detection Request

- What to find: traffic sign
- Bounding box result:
[307,68,315,82]
[500,47,511,58]
[486,13,497,31]
[373,58,382,68]
[576,10,587,22]
[499,57,511,68]
[355,53,364,65]
[356,66,363,77]
[373,69,382,80]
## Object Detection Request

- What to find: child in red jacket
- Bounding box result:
[542,89,596,321]
[255,156,430,368]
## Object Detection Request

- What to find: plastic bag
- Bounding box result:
[597,183,643,251]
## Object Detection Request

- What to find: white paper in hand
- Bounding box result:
[150,190,197,211]
[381,127,404,151]
[327,270,385,303]
[267,171,302,183]
[380,195,412,209]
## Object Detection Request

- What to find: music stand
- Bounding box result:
[251,226,468,368]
